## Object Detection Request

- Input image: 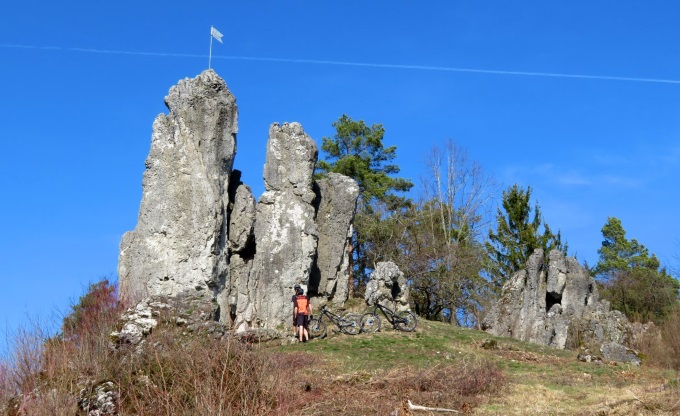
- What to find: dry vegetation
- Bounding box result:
[1,284,679,415]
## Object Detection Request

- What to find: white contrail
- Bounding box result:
[3,43,680,85]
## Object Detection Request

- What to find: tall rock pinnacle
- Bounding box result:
[119,70,360,335]
[118,69,237,300]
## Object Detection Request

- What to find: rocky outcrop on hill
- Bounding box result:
[118,70,237,300]
[118,70,359,336]
[251,122,320,329]
[482,249,642,363]
[365,261,411,312]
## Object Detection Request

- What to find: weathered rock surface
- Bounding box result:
[483,249,642,363]
[78,381,119,416]
[227,171,256,253]
[252,122,319,329]
[365,261,411,312]
[118,71,360,338]
[118,69,237,300]
[311,173,359,304]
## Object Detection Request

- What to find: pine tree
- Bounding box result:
[316,114,413,295]
[485,184,565,288]
[594,217,679,323]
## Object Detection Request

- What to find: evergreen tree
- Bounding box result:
[594,217,661,278]
[485,184,565,288]
[316,114,414,295]
[594,217,679,323]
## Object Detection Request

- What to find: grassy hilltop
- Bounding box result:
[282,320,678,415]
[2,302,678,415]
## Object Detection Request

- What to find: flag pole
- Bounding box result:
[209,26,214,69]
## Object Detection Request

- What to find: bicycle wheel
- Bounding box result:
[308,318,327,339]
[339,313,362,335]
[394,310,417,332]
[360,313,381,333]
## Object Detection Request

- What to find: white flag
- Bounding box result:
[211,26,224,44]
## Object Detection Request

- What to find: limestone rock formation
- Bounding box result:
[118,71,360,337]
[252,122,319,329]
[482,249,641,363]
[365,261,411,312]
[312,173,359,304]
[118,69,237,300]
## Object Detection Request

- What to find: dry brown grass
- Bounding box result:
[1,280,677,415]
[634,305,680,370]
[286,356,504,415]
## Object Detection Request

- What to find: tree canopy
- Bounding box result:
[485,184,565,288]
[316,114,413,211]
[315,115,414,295]
[594,217,679,323]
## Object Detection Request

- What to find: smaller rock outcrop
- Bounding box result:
[365,261,411,312]
[482,249,643,364]
[111,293,225,349]
[78,381,118,416]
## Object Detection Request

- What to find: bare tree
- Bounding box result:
[381,140,498,327]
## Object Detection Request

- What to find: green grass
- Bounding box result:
[278,318,680,415]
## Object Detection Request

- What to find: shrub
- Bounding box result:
[0,279,294,415]
[635,303,680,370]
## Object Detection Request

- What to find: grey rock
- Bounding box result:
[263,122,317,197]
[118,72,361,339]
[483,249,645,363]
[228,182,256,252]
[110,302,158,346]
[365,261,411,312]
[118,69,237,300]
[312,173,359,304]
[229,253,256,331]
[251,123,319,329]
[600,342,642,365]
[78,381,118,416]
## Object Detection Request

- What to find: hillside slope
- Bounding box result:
[280,319,678,415]
[2,312,678,415]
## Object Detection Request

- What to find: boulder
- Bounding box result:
[365,261,411,312]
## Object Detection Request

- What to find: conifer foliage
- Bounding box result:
[485,184,565,289]
[594,217,679,323]
[316,114,413,294]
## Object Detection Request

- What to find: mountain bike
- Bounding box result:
[308,306,362,339]
[360,302,417,333]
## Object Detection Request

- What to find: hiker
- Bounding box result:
[292,284,313,342]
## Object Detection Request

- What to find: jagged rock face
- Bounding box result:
[119,72,360,336]
[118,69,237,299]
[365,261,411,312]
[228,182,256,252]
[252,123,319,329]
[217,175,257,327]
[483,249,639,362]
[312,173,359,304]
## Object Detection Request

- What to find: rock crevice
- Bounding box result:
[483,249,642,363]
[118,70,359,335]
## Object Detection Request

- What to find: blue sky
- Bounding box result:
[2,1,679,354]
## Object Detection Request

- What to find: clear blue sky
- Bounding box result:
[2,1,679,355]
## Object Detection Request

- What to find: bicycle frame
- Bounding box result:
[369,303,402,326]
[317,306,345,327]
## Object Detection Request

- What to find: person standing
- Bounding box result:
[292,285,312,342]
